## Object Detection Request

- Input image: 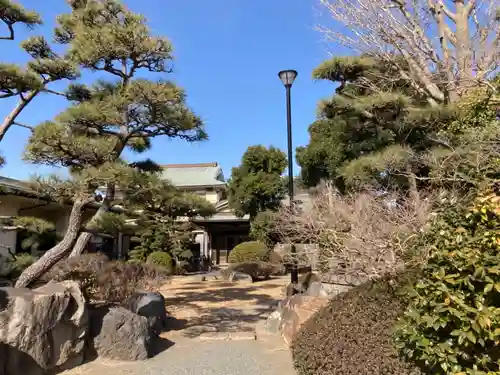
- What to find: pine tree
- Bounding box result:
[228,145,287,220]
[1,1,78,164]
[124,173,215,264]
[15,0,205,287]
[298,53,499,202]
[297,55,458,199]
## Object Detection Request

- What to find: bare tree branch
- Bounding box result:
[317,0,499,103]
[273,183,431,280]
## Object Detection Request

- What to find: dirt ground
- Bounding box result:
[160,274,289,339]
[59,275,294,375]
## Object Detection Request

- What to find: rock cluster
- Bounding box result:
[0,283,169,374]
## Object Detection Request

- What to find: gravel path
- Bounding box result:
[62,276,297,375]
[62,336,295,375]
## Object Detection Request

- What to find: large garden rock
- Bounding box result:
[260,294,329,347]
[228,271,253,283]
[306,281,350,298]
[0,281,88,375]
[88,306,152,361]
[127,291,168,334]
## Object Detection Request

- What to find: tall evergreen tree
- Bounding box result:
[228,145,287,220]
[15,0,205,287]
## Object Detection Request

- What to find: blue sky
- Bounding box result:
[0,0,338,180]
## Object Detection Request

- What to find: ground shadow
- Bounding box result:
[149,336,175,356]
[162,279,286,338]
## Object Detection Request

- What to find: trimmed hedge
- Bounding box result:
[146,251,173,271]
[292,274,422,375]
[228,241,268,263]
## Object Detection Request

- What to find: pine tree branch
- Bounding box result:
[12,121,33,131]
[0,90,38,142]
[0,23,14,40]
[43,88,68,97]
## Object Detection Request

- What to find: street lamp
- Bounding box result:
[278,69,299,287]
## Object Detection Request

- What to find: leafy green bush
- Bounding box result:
[395,190,500,375]
[147,251,173,271]
[292,274,422,375]
[10,253,37,278]
[228,241,269,264]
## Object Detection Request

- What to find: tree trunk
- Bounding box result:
[454,0,473,96]
[69,207,105,257]
[406,164,420,208]
[15,197,91,288]
[69,180,117,257]
[0,91,38,142]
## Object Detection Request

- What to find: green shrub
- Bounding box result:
[250,211,280,247]
[0,252,37,281]
[228,241,269,264]
[10,253,37,278]
[147,251,173,270]
[395,190,500,375]
[292,274,422,375]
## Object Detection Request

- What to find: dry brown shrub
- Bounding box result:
[274,183,431,280]
[42,253,170,304]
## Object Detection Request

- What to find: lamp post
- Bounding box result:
[278,69,299,286]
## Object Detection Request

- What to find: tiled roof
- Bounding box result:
[160,163,226,187]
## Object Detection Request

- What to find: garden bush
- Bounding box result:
[0,252,37,282]
[292,274,422,375]
[146,251,173,271]
[228,241,269,263]
[43,253,170,304]
[395,189,500,374]
[250,210,280,247]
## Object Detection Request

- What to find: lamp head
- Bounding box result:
[278,70,298,87]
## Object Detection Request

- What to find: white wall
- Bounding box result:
[0,198,20,256]
[192,189,220,204]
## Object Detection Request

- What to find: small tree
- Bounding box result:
[228,145,287,219]
[126,174,215,263]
